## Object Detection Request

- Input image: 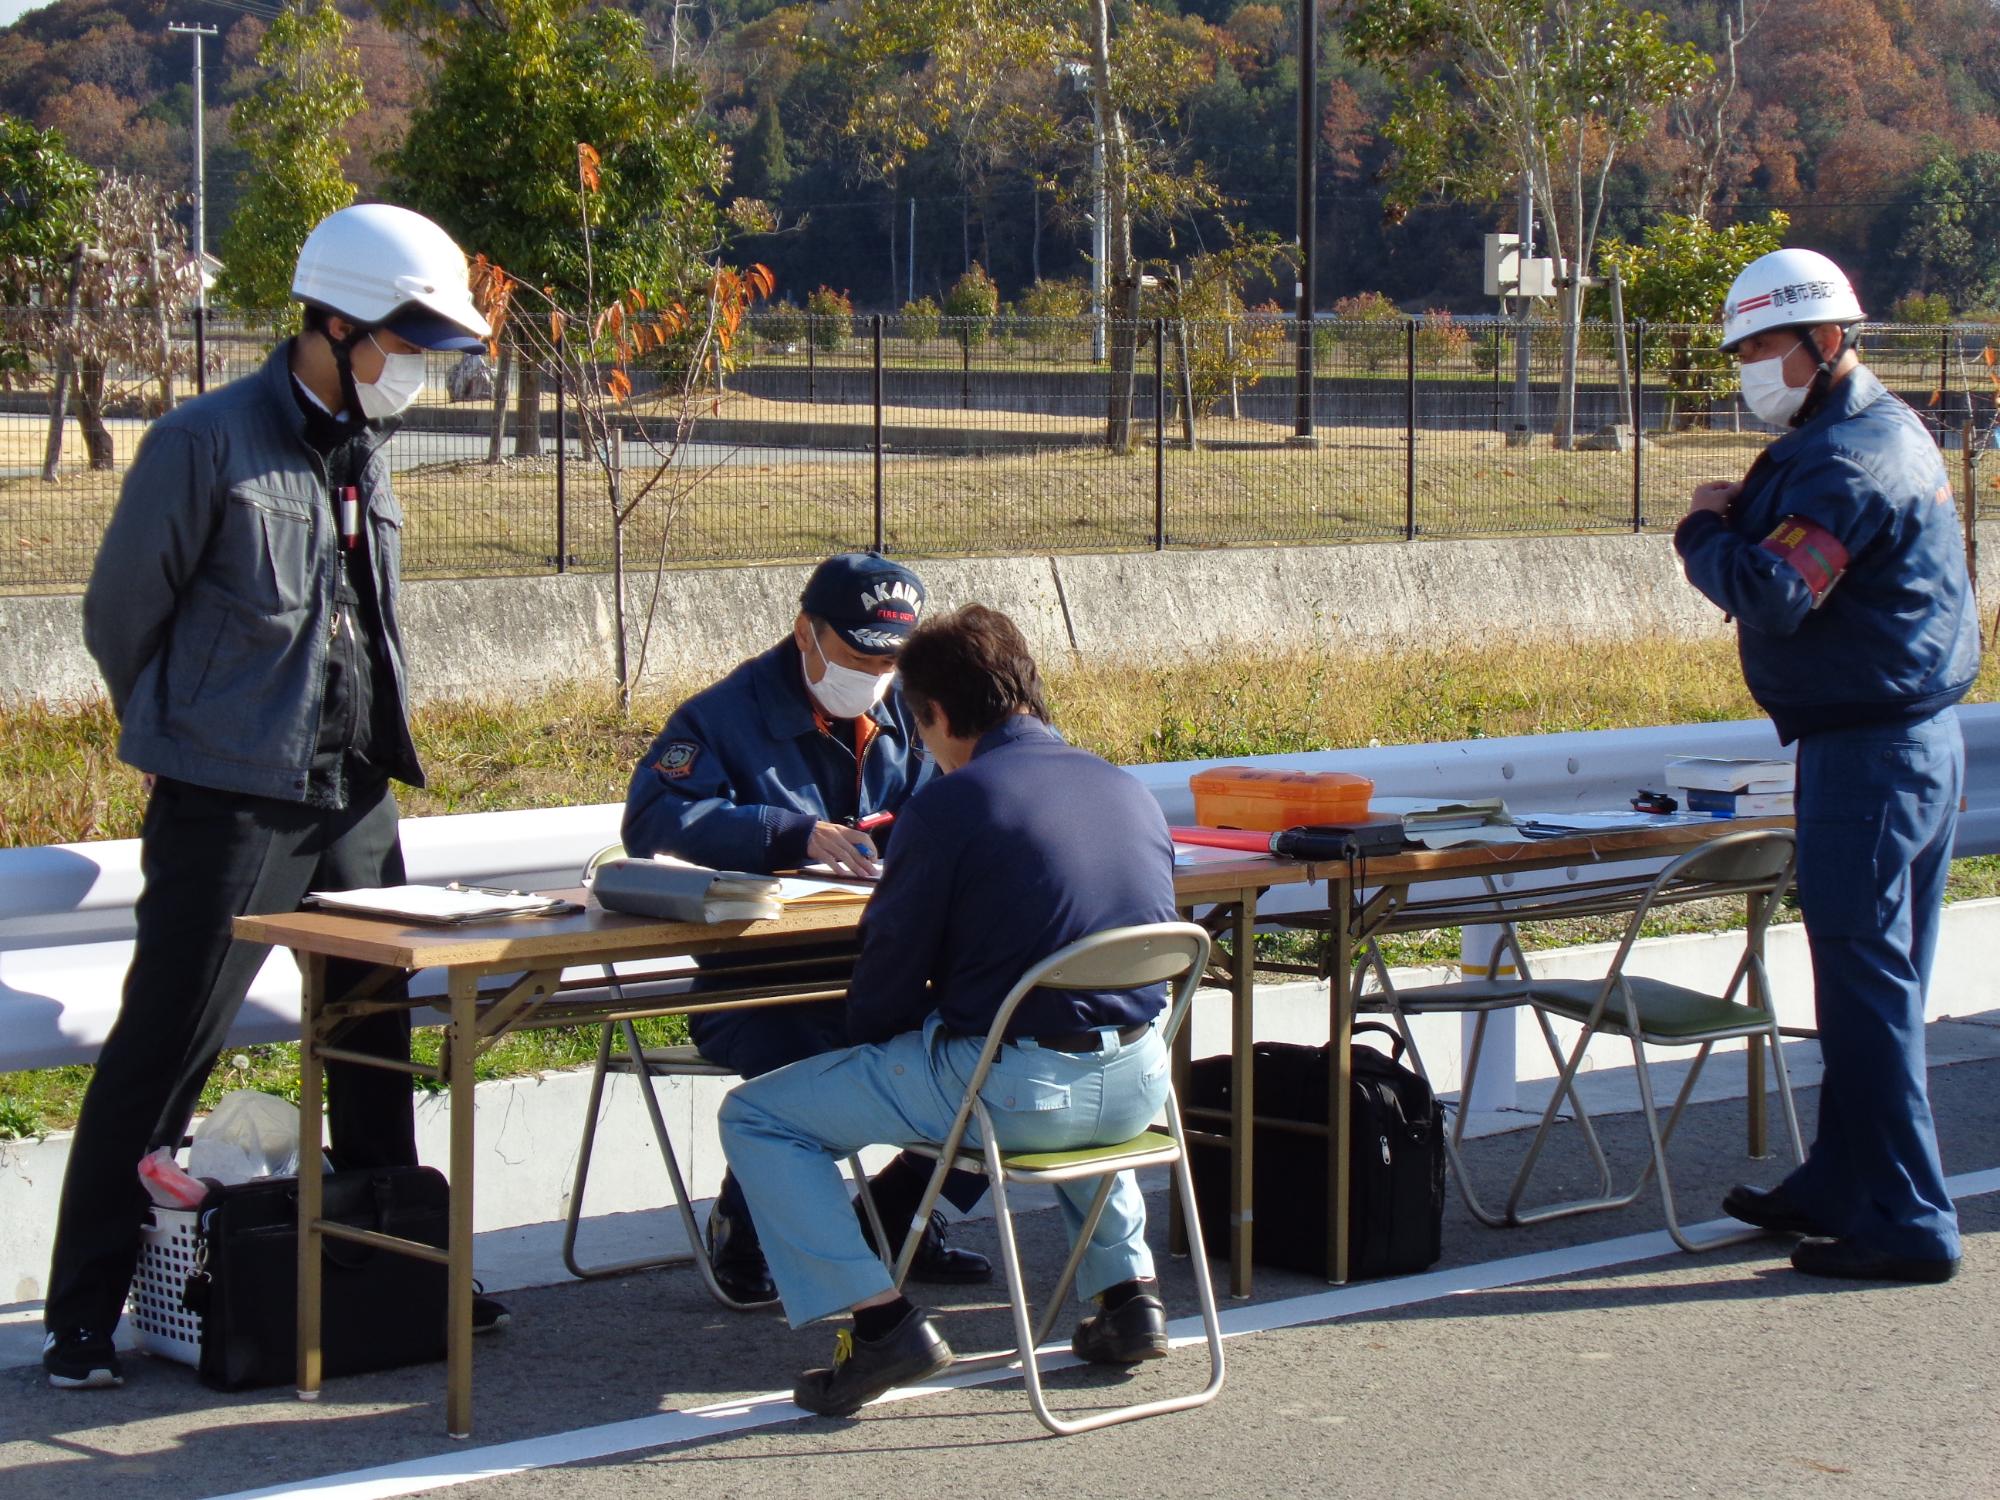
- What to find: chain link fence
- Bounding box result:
[4,309,1994,593]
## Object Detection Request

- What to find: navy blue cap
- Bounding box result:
[381,307,488,352]
[800,553,926,655]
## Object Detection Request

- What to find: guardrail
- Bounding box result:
[6,706,1998,1075]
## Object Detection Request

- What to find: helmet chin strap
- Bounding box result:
[325,324,373,424]
[1790,326,1855,428]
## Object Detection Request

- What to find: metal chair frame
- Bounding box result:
[889,921,1226,1436]
[1503,828,1806,1251]
[560,845,889,1305]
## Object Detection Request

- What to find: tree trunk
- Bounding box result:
[514,362,545,458]
[144,228,175,416]
[1091,0,1139,451]
[41,249,83,481]
[76,359,115,470]
[1555,277,1580,451]
[485,341,514,464]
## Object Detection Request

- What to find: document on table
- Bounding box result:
[305,885,579,924]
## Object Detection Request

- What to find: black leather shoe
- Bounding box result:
[1723,1182,1829,1237]
[792,1306,954,1418]
[857,1203,994,1285]
[1072,1294,1170,1365]
[473,1293,512,1333]
[706,1203,779,1306]
[1791,1237,1959,1284]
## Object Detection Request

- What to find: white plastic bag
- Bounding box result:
[189,1090,315,1184]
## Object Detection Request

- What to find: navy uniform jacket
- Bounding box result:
[623,639,933,872]
[846,716,1178,1047]
[1675,365,1979,744]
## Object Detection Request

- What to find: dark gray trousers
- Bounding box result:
[45,776,419,1337]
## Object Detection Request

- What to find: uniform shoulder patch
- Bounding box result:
[1759,514,1850,608]
[654,741,701,780]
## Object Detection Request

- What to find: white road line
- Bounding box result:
[204,1166,2000,1500]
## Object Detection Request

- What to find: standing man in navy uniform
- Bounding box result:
[624,553,990,1303]
[1677,247,1978,1283]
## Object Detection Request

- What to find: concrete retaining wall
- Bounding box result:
[3,527,1902,708]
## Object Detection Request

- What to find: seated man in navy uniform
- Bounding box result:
[623,553,989,1302]
[718,603,1180,1417]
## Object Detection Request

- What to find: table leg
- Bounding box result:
[446,971,478,1439]
[1327,875,1355,1285]
[1746,893,1769,1158]
[1229,895,1256,1299]
[296,955,327,1403]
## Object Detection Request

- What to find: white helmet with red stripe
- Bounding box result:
[1720,248,1864,352]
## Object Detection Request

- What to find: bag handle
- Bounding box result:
[1351,1020,1409,1065]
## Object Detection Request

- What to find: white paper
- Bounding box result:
[307,884,563,921]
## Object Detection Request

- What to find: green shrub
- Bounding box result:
[760,299,807,351]
[943,262,1000,345]
[1318,291,1404,373]
[899,295,941,344]
[1890,291,1953,325]
[804,286,852,350]
[1414,308,1472,370]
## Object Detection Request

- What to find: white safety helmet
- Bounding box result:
[292,203,491,351]
[1720,247,1864,353]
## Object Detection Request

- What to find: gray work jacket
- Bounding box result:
[82,342,425,801]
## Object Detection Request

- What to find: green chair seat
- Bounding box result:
[1525,978,1775,1040]
[1001,1130,1177,1174]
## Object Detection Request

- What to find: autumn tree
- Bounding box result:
[382,0,727,458]
[216,0,362,324]
[1346,0,1711,448]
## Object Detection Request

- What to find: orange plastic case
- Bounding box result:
[1188,766,1374,832]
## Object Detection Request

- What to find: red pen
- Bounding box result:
[337,485,361,551]
[854,811,895,834]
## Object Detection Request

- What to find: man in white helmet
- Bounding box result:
[44,204,504,1390]
[1676,247,1979,1284]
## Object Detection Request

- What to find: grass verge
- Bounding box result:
[3,633,1996,1137]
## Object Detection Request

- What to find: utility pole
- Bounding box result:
[1509,174,1534,447]
[169,22,218,393]
[1292,0,1317,442]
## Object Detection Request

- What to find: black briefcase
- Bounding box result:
[180,1166,451,1390]
[1187,1023,1444,1279]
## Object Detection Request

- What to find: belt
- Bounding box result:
[1019,1022,1153,1054]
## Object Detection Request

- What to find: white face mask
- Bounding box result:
[803,633,893,719]
[1739,341,1811,427]
[354,334,428,420]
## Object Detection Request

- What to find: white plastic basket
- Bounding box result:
[131,1206,204,1367]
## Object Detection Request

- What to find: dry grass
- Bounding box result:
[7,634,1999,1135]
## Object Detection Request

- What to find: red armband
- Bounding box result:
[1759,515,1849,607]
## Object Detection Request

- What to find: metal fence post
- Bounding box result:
[1405,318,1417,540]
[553,351,568,572]
[806,315,816,402]
[1153,318,1166,549]
[1632,319,1645,533]
[1966,419,1980,599]
[872,314,885,552]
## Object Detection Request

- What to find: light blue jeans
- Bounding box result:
[719,1012,1170,1327]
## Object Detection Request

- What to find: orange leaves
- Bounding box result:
[604,369,631,403]
[467,255,518,351]
[577,142,602,193]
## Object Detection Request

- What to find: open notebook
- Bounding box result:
[589,856,869,923]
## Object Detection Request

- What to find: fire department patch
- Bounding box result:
[1759,515,1850,607]
[656,741,700,780]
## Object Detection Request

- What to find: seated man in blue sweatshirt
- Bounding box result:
[719,604,1179,1417]
[623,553,988,1302]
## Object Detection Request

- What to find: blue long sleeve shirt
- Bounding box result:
[622,639,933,872]
[845,716,1178,1046]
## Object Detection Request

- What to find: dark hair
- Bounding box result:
[896,604,1049,739]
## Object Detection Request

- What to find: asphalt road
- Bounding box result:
[4,1053,1997,1500]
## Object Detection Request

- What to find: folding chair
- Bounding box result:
[1503,828,1804,1251]
[889,921,1225,1436]
[561,844,890,1303]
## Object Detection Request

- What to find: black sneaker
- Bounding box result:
[1791,1237,1960,1284]
[1722,1182,1829,1238]
[473,1294,511,1333]
[1072,1294,1170,1365]
[792,1305,954,1418]
[43,1329,123,1389]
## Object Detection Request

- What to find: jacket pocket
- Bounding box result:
[369,493,404,582]
[223,485,316,613]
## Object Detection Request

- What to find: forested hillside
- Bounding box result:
[3,0,1997,315]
